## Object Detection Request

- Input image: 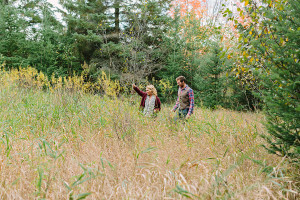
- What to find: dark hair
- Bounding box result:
[176,76,186,83]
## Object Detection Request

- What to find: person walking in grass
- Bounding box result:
[132,84,161,117]
[171,76,194,120]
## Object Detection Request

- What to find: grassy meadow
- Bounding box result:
[0,68,298,199]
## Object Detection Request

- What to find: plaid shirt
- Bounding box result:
[173,85,194,115]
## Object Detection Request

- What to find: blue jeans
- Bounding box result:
[174,108,189,121]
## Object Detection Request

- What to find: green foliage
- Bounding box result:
[61,0,106,65]
[232,0,300,160]
[98,0,173,82]
[0,4,29,67]
[0,1,80,76]
[0,0,264,112]
[193,43,230,108]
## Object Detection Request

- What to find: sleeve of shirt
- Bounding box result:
[155,96,161,111]
[133,86,147,97]
[173,96,179,111]
[188,89,194,115]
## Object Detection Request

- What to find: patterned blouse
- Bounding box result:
[143,95,156,116]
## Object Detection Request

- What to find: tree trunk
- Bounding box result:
[114,0,120,41]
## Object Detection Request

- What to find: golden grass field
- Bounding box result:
[0,67,298,199]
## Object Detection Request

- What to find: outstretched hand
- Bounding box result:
[132,84,136,89]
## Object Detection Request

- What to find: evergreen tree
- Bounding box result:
[232,0,300,160]
[61,0,106,65]
[118,0,173,81]
[194,43,228,108]
[27,0,75,76]
[0,0,75,76]
[81,0,173,84]
[0,2,29,67]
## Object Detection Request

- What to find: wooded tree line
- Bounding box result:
[0,0,255,109]
[0,0,299,162]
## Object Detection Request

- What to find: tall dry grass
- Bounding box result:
[0,67,298,199]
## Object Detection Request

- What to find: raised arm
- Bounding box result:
[132,84,147,97]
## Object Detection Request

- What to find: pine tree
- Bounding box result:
[26,0,73,76]
[61,0,107,65]
[119,0,173,81]
[79,0,174,84]
[0,0,75,76]
[0,2,29,67]
[232,0,300,160]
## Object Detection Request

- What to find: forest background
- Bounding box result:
[1,0,298,159]
[1,0,263,110]
[0,0,299,197]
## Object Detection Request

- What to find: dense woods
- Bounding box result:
[0,0,299,163]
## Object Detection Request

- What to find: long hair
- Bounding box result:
[146,85,157,96]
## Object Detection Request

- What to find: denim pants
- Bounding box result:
[174,108,189,121]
